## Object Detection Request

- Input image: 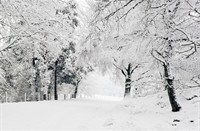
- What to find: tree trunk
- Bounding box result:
[164,63,181,112]
[73,86,78,98]
[32,56,42,101]
[164,41,181,112]
[48,92,51,100]
[54,60,58,100]
[43,94,47,100]
[117,63,139,97]
[35,68,41,101]
[73,79,81,99]
[124,76,131,97]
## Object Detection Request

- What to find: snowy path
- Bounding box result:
[1,89,199,130]
[1,100,120,130]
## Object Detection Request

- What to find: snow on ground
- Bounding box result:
[0,88,199,131]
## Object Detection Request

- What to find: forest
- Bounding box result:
[0,0,199,130]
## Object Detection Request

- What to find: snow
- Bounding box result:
[0,88,199,130]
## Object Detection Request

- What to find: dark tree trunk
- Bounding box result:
[163,63,181,112]
[124,76,131,97]
[73,79,81,99]
[122,63,140,97]
[43,94,47,100]
[73,86,78,98]
[48,91,51,100]
[54,60,58,100]
[152,40,181,112]
[114,63,139,97]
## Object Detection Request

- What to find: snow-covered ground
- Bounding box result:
[0,88,199,131]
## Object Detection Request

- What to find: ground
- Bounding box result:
[0,87,199,131]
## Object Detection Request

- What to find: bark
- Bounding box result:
[43,94,47,100]
[164,62,181,112]
[73,79,81,99]
[124,76,131,97]
[152,40,181,112]
[115,63,139,97]
[54,60,58,100]
[73,86,78,98]
[35,68,41,101]
[124,63,133,97]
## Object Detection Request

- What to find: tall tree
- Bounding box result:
[114,63,141,97]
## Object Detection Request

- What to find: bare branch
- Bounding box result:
[176,46,193,54]
[172,28,198,57]
[175,28,191,41]
[131,75,153,83]
[186,43,197,58]
[130,64,140,74]
[185,0,193,8]
[113,63,122,70]
[141,70,149,75]
[0,38,21,52]
[127,63,132,72]
[113,63,127,76]
[176,41,197,58]
[150,3,167,9]
[121,69,126,77]
[151,50,166,65]
[105,0,135,20]
[119,0,145,20]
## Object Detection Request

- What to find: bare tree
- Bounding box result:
[114,63,140,97]
[151,42,182,112]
